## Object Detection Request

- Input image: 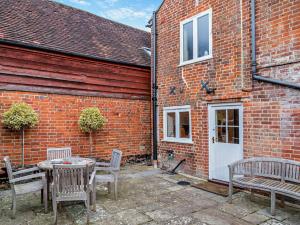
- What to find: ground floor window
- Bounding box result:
[163,105,192,143]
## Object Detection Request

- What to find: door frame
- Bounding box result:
[208,103,243,181]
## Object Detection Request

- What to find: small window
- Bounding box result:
[163,106,192,143]
[180,9,212,65]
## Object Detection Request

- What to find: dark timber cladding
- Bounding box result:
[0,0,151,99]
[0,44,150,99]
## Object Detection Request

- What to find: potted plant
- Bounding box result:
[2,103,38,167]
[79,107,106,157]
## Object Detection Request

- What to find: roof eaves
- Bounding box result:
[0,38,151,69]
[156,0,166,13]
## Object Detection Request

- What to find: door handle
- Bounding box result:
[212,137,215,143]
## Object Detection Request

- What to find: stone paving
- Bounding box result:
[0,164,299,225]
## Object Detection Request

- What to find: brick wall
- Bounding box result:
[155,0,300,178]
[0,91,151,167]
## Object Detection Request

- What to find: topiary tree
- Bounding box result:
[2,103,38,167]
[79,107,106,157]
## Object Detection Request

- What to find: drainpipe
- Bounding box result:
[147,11,158,168]
[250,0,300,90]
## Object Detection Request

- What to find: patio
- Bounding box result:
[0,164,299,225]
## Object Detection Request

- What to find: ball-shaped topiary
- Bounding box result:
[2,102,38,131]
[2,102,38,167]
[79,107,106,157]
[78,107,106,133]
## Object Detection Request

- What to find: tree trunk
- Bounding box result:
[21,128,25,168]
[89,132,92,157]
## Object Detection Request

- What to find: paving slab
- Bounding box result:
[65,203,111,225]
[145,209,177,222]
[260,219,289,225]
[114,209,152,225]
[0,164,298,225]
[257,207,295,221]
[219,202,259,218]
[163,216,206,225]
[282,213,300,225]
[242,212,270,224]
[192,208,253,225]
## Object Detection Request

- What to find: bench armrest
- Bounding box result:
[228,164,234,182]
[10,172,45,184]
[12,166,41,176]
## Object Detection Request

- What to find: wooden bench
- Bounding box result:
[228,157,300,215]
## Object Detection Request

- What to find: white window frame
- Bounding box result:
[180,8,213,66]
[163,105,192,144]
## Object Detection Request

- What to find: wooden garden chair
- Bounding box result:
[47,147,72,160]
[3,156,48,218]
[51,164,95,224]
[93,149,122,201]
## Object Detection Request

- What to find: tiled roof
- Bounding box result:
[0,0,151,67]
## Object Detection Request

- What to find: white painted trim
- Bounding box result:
[164,105,191,110]
[180,8,213,66]
[162,139,194,144]
[163,105,192,144]
[179,55,213,67]
[208,103,243,181]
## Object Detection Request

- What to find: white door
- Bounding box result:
[208,103,243,182]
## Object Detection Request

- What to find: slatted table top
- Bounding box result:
[38,157,95,170]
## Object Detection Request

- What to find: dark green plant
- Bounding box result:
[79,107,106,157]
[2,103,38,167]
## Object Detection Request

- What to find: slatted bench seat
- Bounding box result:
[228,157,300,215]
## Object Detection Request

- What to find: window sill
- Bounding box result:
[162,139,194,144]
[178,55,213,67]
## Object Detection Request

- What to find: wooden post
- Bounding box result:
[21,128,25,168]
[271,191,276,215]
[89,131,92,157]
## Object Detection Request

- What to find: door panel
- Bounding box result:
[209,104,243,182]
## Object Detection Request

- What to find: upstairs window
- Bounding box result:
[180,8,212,65]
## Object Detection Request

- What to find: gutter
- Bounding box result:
[250,0,300,90]
[0,38,150,69]
[147,11,158,167]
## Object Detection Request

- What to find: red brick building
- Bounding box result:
[153,0,300,180]
[0,0,151,166]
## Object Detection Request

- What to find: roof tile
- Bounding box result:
[0,0,151,67]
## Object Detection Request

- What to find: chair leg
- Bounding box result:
[92,181,96,211]
[114,180,118,201]
[86,197,90,224]
[250,189,254,201]
[228,182,233,203]
[12,194,17,219]
[107,182,111,194]
[271,191,276,216]
[43,188,48,213]
[53,200,57,225]
[41,189,44,204]
[280,195,285,208]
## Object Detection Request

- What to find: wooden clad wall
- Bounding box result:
[0,44,151,99]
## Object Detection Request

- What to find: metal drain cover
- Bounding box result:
[177,181,190,186]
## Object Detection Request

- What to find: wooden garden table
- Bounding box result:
[37,157,96,200]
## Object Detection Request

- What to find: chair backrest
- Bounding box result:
[47,147,72,160]
[52,164,88,196]
[3,156,13,181]
[110,149,122,171]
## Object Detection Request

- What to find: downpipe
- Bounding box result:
[147,11,158,168]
